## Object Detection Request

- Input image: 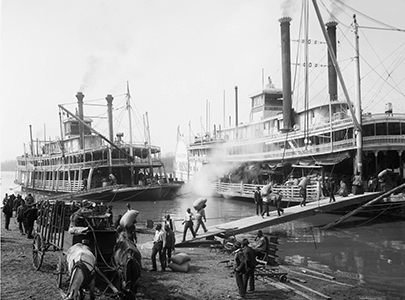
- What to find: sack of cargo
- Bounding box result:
[171,253,191,265]
[193,198,207,211]
[120,209,139,227]
[168,261,190,273]
[298,177,309,188]
[260,184,272,197]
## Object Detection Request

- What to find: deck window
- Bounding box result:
[363,124,374,137]
[388,122,400,135]
[375,122,387,135]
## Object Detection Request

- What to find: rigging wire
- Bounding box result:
[331,0,405,32]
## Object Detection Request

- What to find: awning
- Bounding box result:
[294,151,351,166]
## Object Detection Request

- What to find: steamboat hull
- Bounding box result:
[19,182,182,202]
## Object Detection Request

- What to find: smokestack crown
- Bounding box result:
[76,92,84,103]
[279,17,292,24]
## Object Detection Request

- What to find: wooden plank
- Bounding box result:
[301,268,335,280]
[289,280,331,300]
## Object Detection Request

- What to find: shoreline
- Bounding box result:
[1,216,402,300]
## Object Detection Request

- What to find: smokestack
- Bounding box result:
[76,92,85,149]
[235,86,238,127]
[326,21,338,101]
[279,17,293,131]
[105,94,114,142]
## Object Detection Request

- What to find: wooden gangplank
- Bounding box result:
[176,192,381,246]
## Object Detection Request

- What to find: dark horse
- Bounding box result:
[112,231,142,299]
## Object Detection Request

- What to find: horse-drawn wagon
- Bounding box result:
[32,199,141,299]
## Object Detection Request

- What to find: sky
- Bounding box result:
[1,0,405,162]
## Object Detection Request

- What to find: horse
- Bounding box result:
[112,231,142,299]
[64,243,96,300]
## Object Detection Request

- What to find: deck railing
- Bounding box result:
[214,181,321,202]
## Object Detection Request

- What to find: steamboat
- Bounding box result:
[174,1,405,208]
[15,87,183,202]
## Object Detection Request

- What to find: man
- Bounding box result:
[162,224,175,267]
[163,214,175,232]
[233,241,246,298]
[82,178,88,191]
[261,195,270,218]
[194,204,208,234]
[2,199,13,230]
[182,208,196,242]
[151,223,165,271]
[328,177,336,203]
[253,187,263,216]
[273,191,284,216]
[252,230,267,256]
[24,203,38,238]
[16,202,26,234]
[242,238,256,293]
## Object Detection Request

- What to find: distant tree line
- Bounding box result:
[1,160,17,171]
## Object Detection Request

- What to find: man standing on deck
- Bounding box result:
[254,187,263,216]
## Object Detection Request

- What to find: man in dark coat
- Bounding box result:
[233,241,246,298]
[253,187,263,215]
[242,238,256,293]
[2,199,13,230]
[24,203,38,238]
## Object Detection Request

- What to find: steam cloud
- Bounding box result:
[79,55,101,93]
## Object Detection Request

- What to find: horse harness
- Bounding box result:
[71,259,95,287]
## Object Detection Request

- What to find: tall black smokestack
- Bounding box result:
[279,17,293,130]
[235,86,238,127]
[76,92,85,149]
[105,94,114,142]
[326,21,338,101]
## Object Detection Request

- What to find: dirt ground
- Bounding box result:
[1,216,401,300]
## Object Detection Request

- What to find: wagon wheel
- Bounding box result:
[279,274,287,283]
[56,254,65,288]
[32,234,44,270]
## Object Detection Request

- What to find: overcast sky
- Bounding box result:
[2,0,405,162]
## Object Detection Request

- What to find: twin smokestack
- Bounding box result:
[75,92,114,148]
[279,17,338,131]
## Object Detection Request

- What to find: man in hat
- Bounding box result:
[242,238,256,293]
[233,241,246,298]
[253,186,263,216]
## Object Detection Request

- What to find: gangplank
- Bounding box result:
[175,192,380,246]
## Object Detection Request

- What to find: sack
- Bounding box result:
[171,253,191,265]
[168,261,190,272]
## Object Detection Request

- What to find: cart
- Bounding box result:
[32,199,127,298]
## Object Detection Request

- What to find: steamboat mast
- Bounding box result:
[353,14,363,177]
[127,81,135,187]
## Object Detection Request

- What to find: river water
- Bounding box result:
[2,171,404,297]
